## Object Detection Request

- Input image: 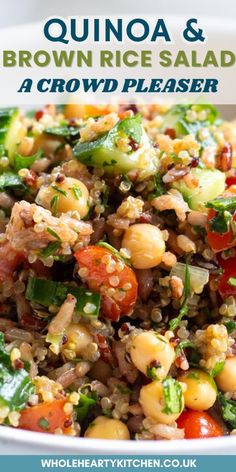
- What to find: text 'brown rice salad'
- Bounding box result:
[0,102,236,441]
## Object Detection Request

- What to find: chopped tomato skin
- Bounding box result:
[0,242,25,281]
[177,410,223,439]
[207,209,236,252]
[19,399,71,434]
[226,176,236,187]
[217,254,236,298]
[75,246,138,321]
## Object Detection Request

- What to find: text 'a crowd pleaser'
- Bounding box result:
[17,78,218,94]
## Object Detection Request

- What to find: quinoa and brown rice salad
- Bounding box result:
[0,102,236,440]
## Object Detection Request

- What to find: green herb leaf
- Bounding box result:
[0,172,27,193]
[51,185,67,196]
[206,197,236,213]
[150,173,165,199]
[161,104,219,148]
[97,241,131,266]
[71,185,82,200]
[44,126,80,140]
[224,320,236,334]
[175,340,196,357]
[75,393,96,422]
[26,277,101,318]
[211,360,225,377]
[209,213,230,234]
[146,365,159,380]
[162,377,183,415]
[218,393,236,429]
[50,194,59,216]
[228,277,236,287]
[14,150,43,172]
[0,332,35,412]
[40,241,61,258]
[117,113,142,144]
[169,262,190,331]
[47,227,61,241]
[38,416,50,430]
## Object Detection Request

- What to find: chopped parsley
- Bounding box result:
[218,393,236,429]
[51,185,67,196]
[228,277,236,287]
[38,416,49,430]
[47,227,61,241]
[211,360,225,377]
[146,365,159,380]
[40,241,61,258]
[162,378,183,415]
[175,339,196,357]
[50,194,59,216]
[169,262,190,331]
[117,113,142,144]
[71,185,82,200]
[207,196,236,213]
[207,197,236,235]
[224,320,236,334]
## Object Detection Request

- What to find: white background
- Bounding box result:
[0,0,235,28]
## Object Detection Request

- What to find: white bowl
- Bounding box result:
[0,426,236,455]
[0,17,236,455]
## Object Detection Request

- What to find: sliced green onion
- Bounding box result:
[26,277,101,318]
[51,185,67,196]
[170,262,209,294]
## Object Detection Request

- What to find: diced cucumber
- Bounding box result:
[0,108,26,162]
[172,168,225,211]
[73,114,158,180]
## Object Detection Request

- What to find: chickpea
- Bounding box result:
[178,368,217,411]
[139,380,184,424]
[130,331,175,379]
[36,177,89,218]
[216,357,236,392]
[63,323,93,356]
[121,224,165,269]
[84,416,130,440]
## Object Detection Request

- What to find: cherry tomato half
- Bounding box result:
[75,245,138,321]
[177,410,224,439]
[19,399,71,434]
[207,209,236,252]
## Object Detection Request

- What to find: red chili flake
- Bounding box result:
[164,128,176,140]
[216,143,232,172]
[169,336,180,347]
[24,170,37,188]
[175,354,186,368]
[14,359,24,370]
[94,333,112,364]
[129,138,139,152]
[149,359,161,368]
[139,212,152,223]
[120,323,130,334]
[35,110,44,121]
[119,104,138,115]
[68,118,77,126]
[191,157,199,168]
[55,174,65,184]
[64,418,73,429]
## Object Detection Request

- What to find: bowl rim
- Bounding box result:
[0,425,236,454]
